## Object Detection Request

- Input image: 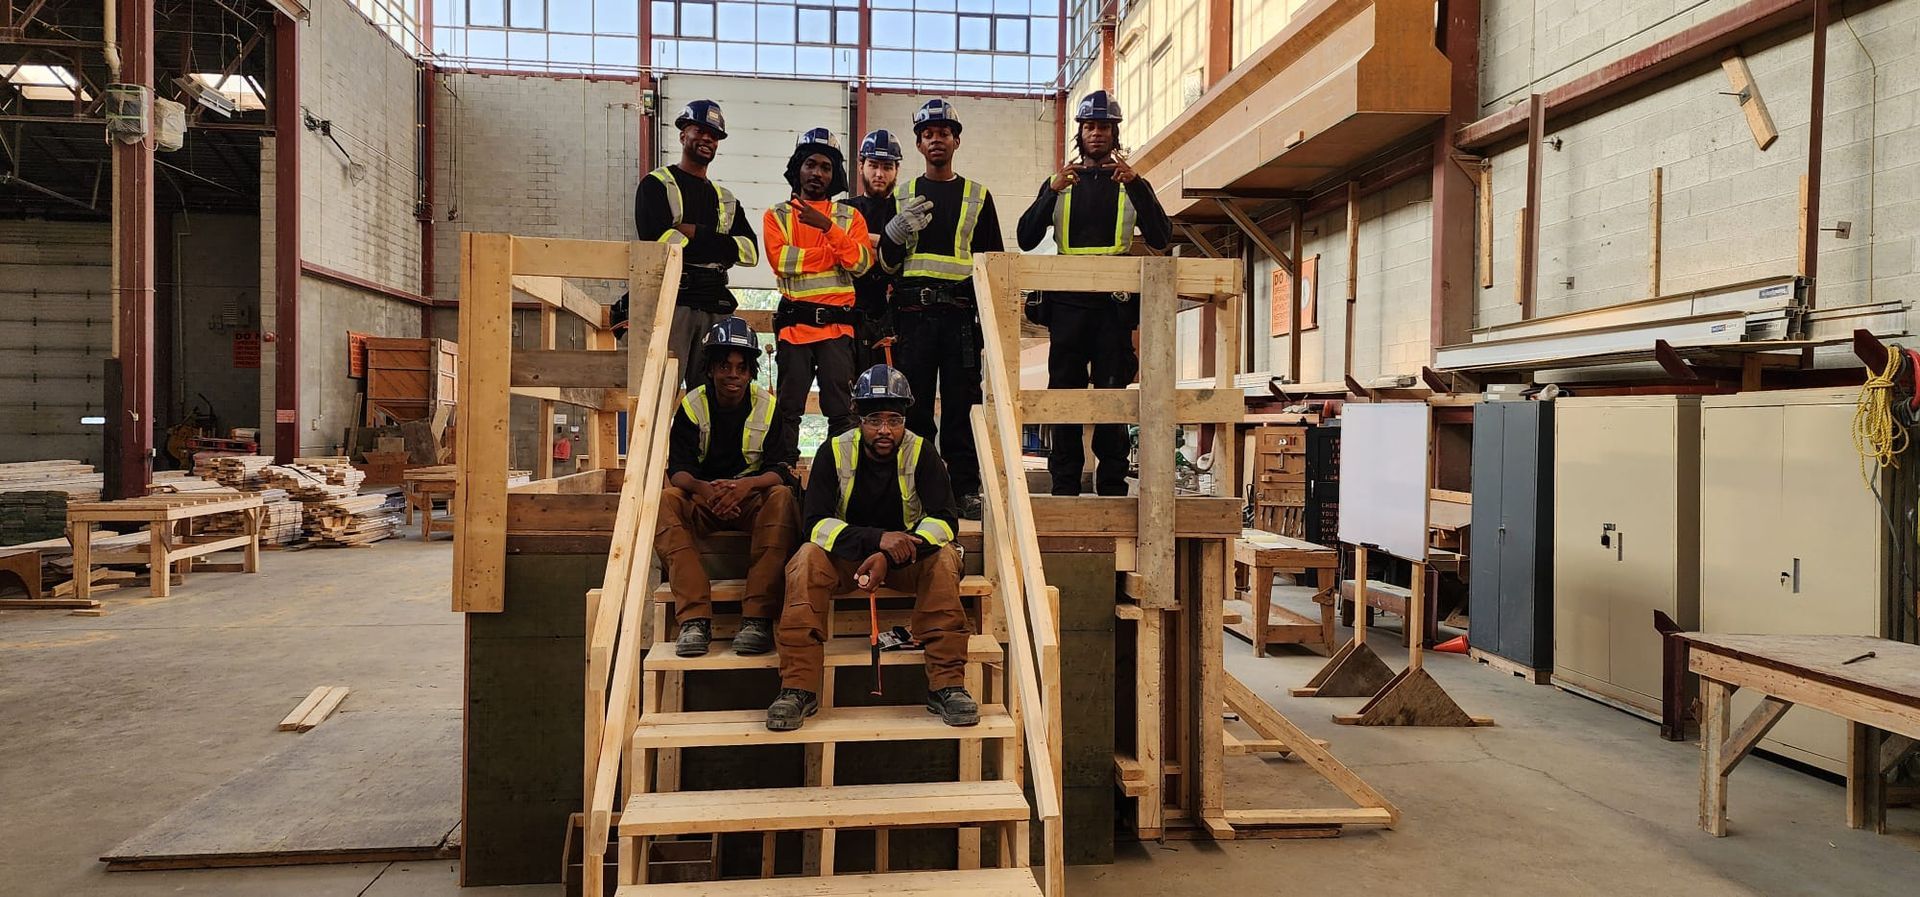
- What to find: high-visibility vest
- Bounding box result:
[771,201,865,299]
[648,166,758,267]
[808,429,956,550]
[1054,183,1136,255]
[893,176,988,282]
[679,383,777,472]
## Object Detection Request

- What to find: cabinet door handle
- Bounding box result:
[1791,557,1800,594]
[1615,531,1624,562]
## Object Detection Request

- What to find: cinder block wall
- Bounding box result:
[866,91,1059,255]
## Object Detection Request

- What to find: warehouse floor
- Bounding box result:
[1,542,1915,896]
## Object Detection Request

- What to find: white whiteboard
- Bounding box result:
[1336,403,1431,562]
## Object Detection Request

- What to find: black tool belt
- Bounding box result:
[773,300,862,329]
[675,266,736,314]
[894,283,973,311]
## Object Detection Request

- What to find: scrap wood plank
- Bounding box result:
[0,597,99,609]
[279,687,332,731]
[296,687,351,732]
[1221,671,1400,827]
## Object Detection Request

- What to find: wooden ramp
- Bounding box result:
[101,709,459,871]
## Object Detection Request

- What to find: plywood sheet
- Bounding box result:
[1336,403,1429,561]
[101,709,459,870]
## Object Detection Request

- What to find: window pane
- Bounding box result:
[1029,18,1055,56]
[435,0,461,26]
[716,3,755,39]
[467,27,505,58]
[871,10,911,47]
[651,37,679,66]
[992,0,1022,12]
[796,44,832,74]
[958,15,989,50]
[835,10,858,42]
[915,12,955,51]
[551,32,594,63]
[916,50,955,83]
[1031,0,1055,13]
[992,52,1024,83]
[680,3,713,36]
[551,1,591,30]
[595,0,637,31]
[958,0,991,10]
[509,0,544,29]
[469,0,503,26]
[508,28,547,60]
[955,52,990,84]
[830,45,856,76]
[679,39,716,68]
[1030,55,1057,84]
[994,16,1025,52]
[651,2,675,34]
[871,49,912,78]
[758,4,794,42]
[871,0,911,9]
[718,41,754,70]
[595,35,638,66]
[798,7,830,42]
[757,43,795,74]
[918,0,954,10]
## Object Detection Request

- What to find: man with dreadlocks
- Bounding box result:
[763,127,874,461]
[1016,90,1171,497]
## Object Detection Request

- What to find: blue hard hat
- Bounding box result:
[1075,90,1123,123]
[796,127,841,150]
[852,364,914,408]
[702,316,756,352]
[859,128,904,162]
[912,98,962,136]
[674,99,728,139]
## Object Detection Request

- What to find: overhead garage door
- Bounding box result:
[656,75,850,292]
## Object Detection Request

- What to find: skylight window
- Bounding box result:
[190,73,267,112]
[2,64,91,102]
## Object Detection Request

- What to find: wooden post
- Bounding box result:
[537,304,557,479]
[453,232,514,613]
[1352,546,1369,646]
[1137,258,1178,608]
[1135,605,1164,836]
[1520,93,1544,318]
[1407,562,1425,672]
[1476,163,1493,290]
[1648,167,1663,299]
[1344,183,1358,378]
[1700,678,1731,836]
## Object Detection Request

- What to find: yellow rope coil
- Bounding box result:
[1854,349,1907,488]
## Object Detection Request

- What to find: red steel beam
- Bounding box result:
[1801,0,1828,308]
[109,0,155,498]
[1205,0,1232,87]
[1429,0,1479,350]
[300,261,436,308]
[418,60,436,336]
[273,12,300,462]
[1520,92,1543,319]
[1455,0,1812,149]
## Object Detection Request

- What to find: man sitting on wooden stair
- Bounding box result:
[771,363,979,730]
[656,317,800,657]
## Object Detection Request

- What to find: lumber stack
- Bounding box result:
[203,488,303,546]
[302,491,402,547]
[209,455,275,491]
[0,460,101,502]
[149,471,230,494]
[262,463,366,501]
[0,491,69,546]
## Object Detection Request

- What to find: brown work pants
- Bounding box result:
[654,485,798,622]
[777,542,970,692]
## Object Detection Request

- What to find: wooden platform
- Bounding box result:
[631,705,1014,749]
[100,709,458,871]
[619,781,1030,836]
[645,633,1003,671]
[614,868,1045,896]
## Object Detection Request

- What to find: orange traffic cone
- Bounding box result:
[1434,635,1469,654]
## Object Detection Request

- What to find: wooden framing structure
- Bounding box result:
[1230,533,1339,656]
[65,493,263,599]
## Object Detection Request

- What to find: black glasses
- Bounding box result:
[861,412,906,429]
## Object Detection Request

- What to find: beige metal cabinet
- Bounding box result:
[1700,388,1884,774]
[1552,396,1701,718]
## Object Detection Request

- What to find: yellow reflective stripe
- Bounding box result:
[913,517,955,546]
[659,230,690,247]
[811,518,849,549]
[734,235,758,267]
[1056,182,1130,255]
[651,167,683,222]
[683,389,710,460]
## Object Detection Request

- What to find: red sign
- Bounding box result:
[275,409,297,424]
[232,331,261,369]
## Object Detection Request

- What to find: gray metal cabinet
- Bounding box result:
[1469,400,1554,672]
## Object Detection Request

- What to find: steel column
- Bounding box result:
[272,12,301,462]
[109,0,155,498]
[1429,0,1479,350]
[1801,0,1828,308]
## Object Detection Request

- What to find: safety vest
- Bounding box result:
[893,176,988,282]
[1054,183,1136,255]
[772,201,865,299]
[648,166,758,267]
[808,429,956,550]
[679,382,777,473]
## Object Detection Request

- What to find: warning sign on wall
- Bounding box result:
[233,331,261,369]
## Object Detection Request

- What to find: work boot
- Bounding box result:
[926,686,980,727]
[766,688,820,731]
[957,493,984,521]
[733,617,774,656]
[675,619,711,657]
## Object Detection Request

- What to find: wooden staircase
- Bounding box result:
[613,579,1039,893]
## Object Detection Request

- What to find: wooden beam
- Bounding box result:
[1343,185,1357,379]
[1215,198,1293,277]
[1177,223,1226,259]
[1136,257,1179,608]
[453,232,514,613]
[511,386,627,411]
[1720,695,1793,775]
[1720,52,1779,151]
[1649,167,1664,298]
[510,349,627,389]
[1017,388,1243,425]
[1027,496,1244,536]
[509,236,633,280]
[1520,93,1543,319]
[1476,162,1493,289]
[1009,254,1240,297]
[513,274,609,328]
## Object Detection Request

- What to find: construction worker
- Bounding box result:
[633,100,760,390]
[879,99,1003,520]
[1015,90,1170,496]
[764,127,874,460]
[845,129,905,371]
[655,317,800,658]
[770,364,978,731]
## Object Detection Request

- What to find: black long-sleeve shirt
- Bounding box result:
[1016,173,1171,254]
[801,436,958,566]
[635,166,759,308]
[845,193,897,317]
[665,394,797,488]
[879,175,1003,301]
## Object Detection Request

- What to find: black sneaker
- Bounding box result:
[958,493,984,520]
[675,619,711,657]
[926,686,980,727]
[766,688,819,731]
[733,617,774,656]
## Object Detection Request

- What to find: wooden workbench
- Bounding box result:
[1682,633,1920,837]
[1230,531,1339,656]
[403,466,458,541]
[65,494,263,599]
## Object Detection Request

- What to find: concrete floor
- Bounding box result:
[1,541,1915,896]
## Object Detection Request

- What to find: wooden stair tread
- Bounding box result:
[647,633,1003,671]
[619,780,1029,835]
[633,704,1014,748]
[614,868,1043,896]
[652,575,995,602]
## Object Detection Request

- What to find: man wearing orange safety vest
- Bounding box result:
[763,127,875,461]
